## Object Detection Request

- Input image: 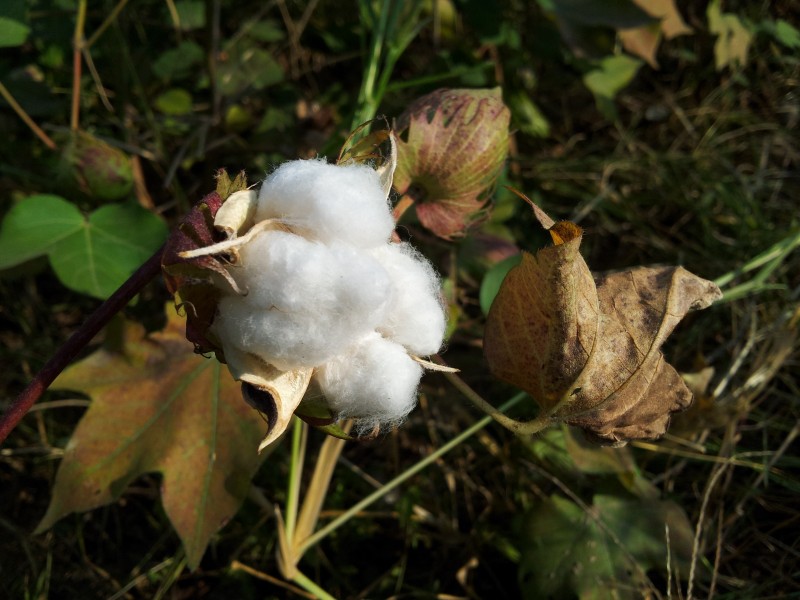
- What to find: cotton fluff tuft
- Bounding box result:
[212,231,392,371]
[256,159,395,249]
[316,333,423,430]
[372,242,447,356]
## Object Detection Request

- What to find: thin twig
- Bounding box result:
[434,356,552,436]
[0,245,165,445]
[0,82,58,150]
[71,0,89,131]
[230,560,315,599]
[85,0,132,48]
[686,463,729,600]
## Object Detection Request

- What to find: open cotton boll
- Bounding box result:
[234,231,340,311]
[212,295,376,371]
[372,242,447,356]
[234,230,392,326]
[256,159,395,249]
[317,333,423,428]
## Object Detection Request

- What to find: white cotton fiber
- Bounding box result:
[214,230,394,370]
[213,296,354,371]
[372,242,447,356]
[234,231,392,319]
[256,159,395,249]
[317,333,423,427]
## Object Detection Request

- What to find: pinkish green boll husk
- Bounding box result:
[68,132,134,201]
[393,88,510,239]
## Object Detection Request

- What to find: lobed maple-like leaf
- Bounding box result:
[484,199,722,445]
[36,305,266,570]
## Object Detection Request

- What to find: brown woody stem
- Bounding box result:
[0,245,165,445]
[434,355,553,436]
[70,0,88,131]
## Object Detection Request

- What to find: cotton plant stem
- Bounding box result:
[0,82,58,150]
[0,245,165,445]
[434,357,552,436]
[392,193,415,222]
[292,569,337,600]
[294,423,351,545]
[296,391,527,556]
[284,418,308,544]
[71,0,89,131]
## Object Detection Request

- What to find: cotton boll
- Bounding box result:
[234,231,342,312]
[256,159,394,249]
[234,229,392,326]
[317,333,423,427]
[213,295,369,371]
[372,243,447,356]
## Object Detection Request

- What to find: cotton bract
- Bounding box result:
[205,157,446,434]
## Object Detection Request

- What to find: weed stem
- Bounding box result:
[434,356,553,436]
[295,391,527,555]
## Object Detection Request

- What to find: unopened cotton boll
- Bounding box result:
[256,159,395,249]
[317,333,423,428]
[372,242,447,356]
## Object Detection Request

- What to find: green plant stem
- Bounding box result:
[714,229,800,290]
[296,391,527,556]
[0,245,165,445]
[284,418,307,543]
[441,369,552,436]
[292,569,336,600]
[294,425,350,544]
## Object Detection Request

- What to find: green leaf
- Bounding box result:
[0,195,83,269]
[761,19,800,49]
[174,0,205,30]
[519,494,694,599]
[248,19,285,42]
[217,45,283,96]
[583,54,643,119]
[36,307,267,570]
[152,41,204,80]
[707,0,753,71]
[480,254,522,315]
[508,91,551,138]
[156,88,193,115]
[47,202,168,299]
[0,0,30,48]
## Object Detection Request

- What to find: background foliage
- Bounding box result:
[1,0,798,597]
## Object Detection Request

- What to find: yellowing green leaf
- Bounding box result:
[36,306,267,570]
[708,0,753,70]
[583,55,643,119]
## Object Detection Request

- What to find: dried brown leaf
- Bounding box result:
[484,201,722,444]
